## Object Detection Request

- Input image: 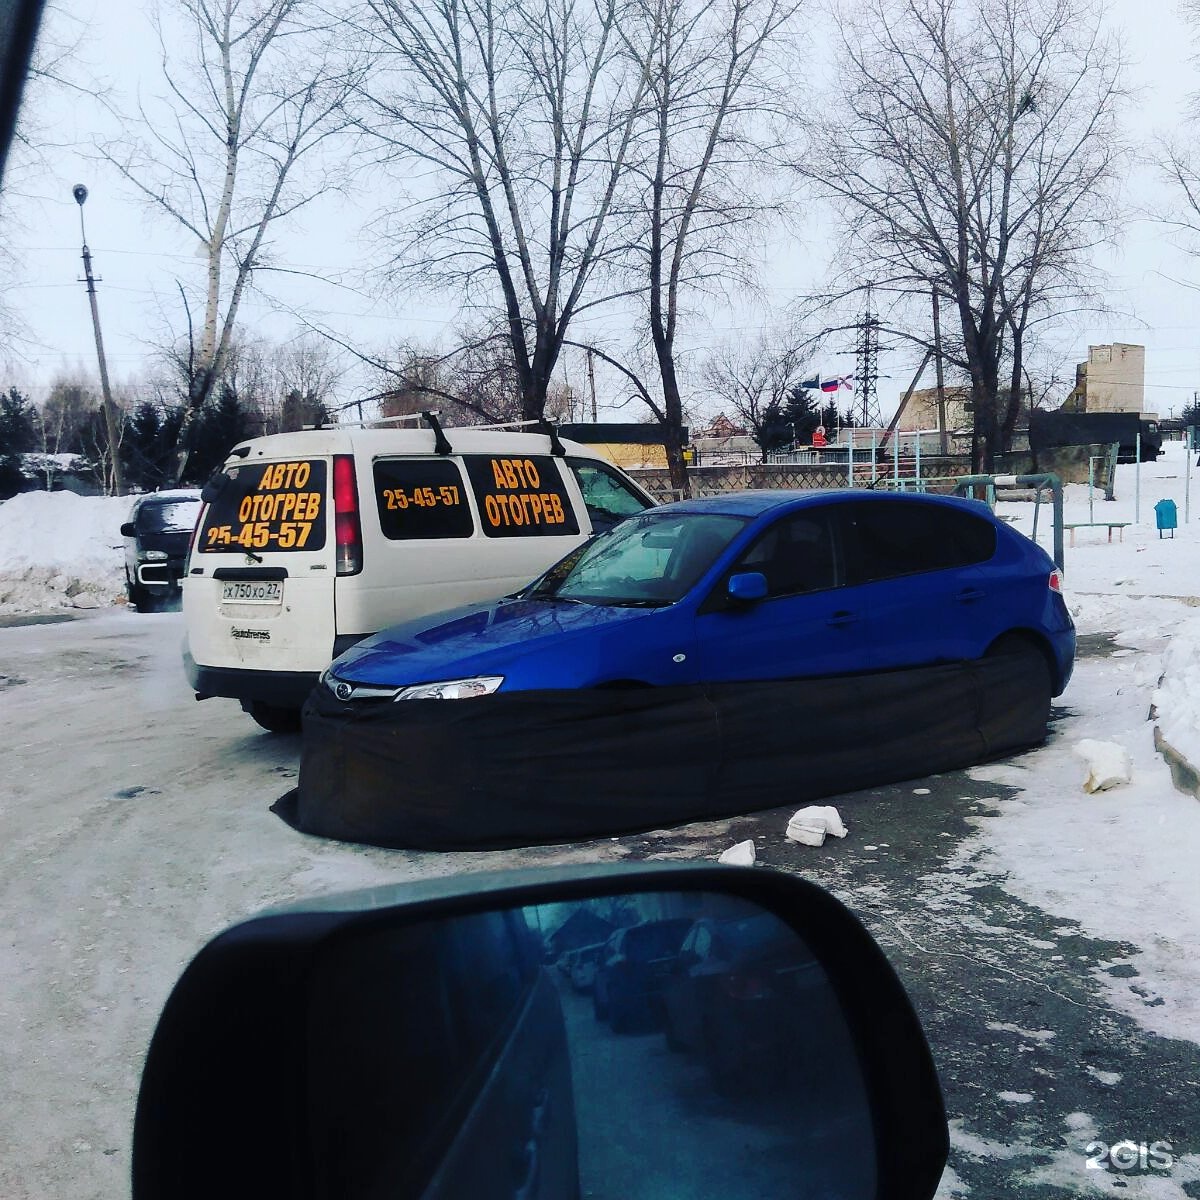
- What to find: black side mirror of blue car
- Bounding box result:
[120,522,136,538]
[727,571,768,603]
[132,863,948,1200]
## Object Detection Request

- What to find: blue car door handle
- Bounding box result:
[826,610,859,627]
[956,588,986,603]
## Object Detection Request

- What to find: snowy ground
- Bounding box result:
[2,444,1200,1198]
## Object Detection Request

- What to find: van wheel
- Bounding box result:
[243,701,302,734]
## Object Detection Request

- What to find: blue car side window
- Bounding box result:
[730,512,840,599]
[846,500,996,584]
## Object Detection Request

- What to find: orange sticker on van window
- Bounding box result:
[464,455,579,539]
[373,459,474,541]
[198,460,327,553]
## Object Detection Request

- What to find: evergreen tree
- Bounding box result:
[185,388,251,483]
[123,401,186,491]
[784,386,821,442]
[0,388,36,500]
[756,400,794,455]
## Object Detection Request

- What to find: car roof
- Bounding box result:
[131,489,203,506]
[224,426,611,462]
[650,488,994,520]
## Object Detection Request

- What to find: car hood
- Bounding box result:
[330,597,655,688]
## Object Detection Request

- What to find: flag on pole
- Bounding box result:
[820,374,854,393]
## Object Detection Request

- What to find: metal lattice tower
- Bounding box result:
[853,291,884,428]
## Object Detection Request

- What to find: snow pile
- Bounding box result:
[1072,738,1133,792]
[1152,613,1200,774]
[716,839,756,866]
[785,805,848,847]
[0,492,130,614]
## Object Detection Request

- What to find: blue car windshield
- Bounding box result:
[530,511,747,607]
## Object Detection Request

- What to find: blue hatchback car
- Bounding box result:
[321,490,1075,706]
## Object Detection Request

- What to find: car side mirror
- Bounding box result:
[120,522,136,537]
[727,571,767,603]
[132,863,947,1200]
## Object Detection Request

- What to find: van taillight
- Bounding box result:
[333,455,362,576]
[1049,569,1063,593]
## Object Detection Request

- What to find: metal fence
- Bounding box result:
[629,456,972,503]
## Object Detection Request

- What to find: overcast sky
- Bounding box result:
[4,0,1200,423]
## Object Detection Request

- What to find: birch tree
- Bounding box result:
[101,0,357,481]
[356,0,658,423]
[809,0,1124,471]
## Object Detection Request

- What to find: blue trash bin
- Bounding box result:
[1155,498,1178,538]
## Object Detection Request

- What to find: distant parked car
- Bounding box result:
[592,918,693,1033]
[121,490,202,611]
[662,913,826,1095]
[568,943,606,993]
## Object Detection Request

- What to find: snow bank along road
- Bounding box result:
[3,446,1200,1198]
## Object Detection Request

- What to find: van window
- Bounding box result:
[373,459,474,540]
[463,455,581,538]
[567,457,653,532]
[197,459,327,553]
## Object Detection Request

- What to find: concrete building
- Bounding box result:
[1063,343,1147,415]
[894,386,972,435]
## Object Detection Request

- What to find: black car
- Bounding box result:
[661,913,827,1095]
[121,490,202,611]
[592,918,693,1033]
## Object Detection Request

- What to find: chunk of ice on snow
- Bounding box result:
[717,839,756,866]
[1073,739,1133,793]
[786,805,848,846]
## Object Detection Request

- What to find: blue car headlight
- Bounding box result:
[394,676,504,701]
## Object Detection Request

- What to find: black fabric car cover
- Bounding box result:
[272,652,1047,851]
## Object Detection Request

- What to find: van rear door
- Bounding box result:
[185,456,336,685]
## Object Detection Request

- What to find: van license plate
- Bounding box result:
[221,581,283,603]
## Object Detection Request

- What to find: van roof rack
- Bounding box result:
[309,408,571,453]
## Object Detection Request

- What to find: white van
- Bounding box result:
[183,423,656,730]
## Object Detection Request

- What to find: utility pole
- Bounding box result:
[932,289,948,455]
[73,185,125,496]
[852,284,883,428]
[587,349,598,423]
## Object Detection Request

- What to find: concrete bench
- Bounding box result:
[1062,521,1130,546]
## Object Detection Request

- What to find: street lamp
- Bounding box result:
[73,184,125,495]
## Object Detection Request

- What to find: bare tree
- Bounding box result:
[809,0,1124,471]
[355,0,659,423]
[618,0,801,493]
[703,334,810,459]
[101,0,359,481]
[1,5,99,358]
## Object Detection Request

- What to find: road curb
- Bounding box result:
[1150,700,1200,800]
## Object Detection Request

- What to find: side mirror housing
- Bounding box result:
[727,571,767,603]
[120,522,136,538]
[132,863,947,1200]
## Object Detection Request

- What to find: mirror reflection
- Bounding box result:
[306,891,876,1200]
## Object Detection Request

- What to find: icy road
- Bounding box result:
[4,523,1200,1197]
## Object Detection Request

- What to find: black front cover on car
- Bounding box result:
[273,653,1045,851]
